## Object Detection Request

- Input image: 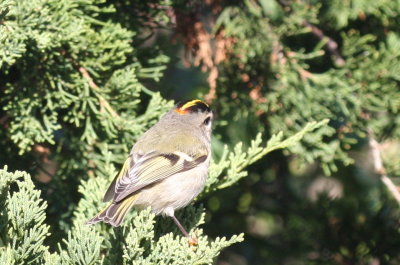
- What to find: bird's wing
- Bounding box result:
[102,157,131,202]
[103,134,208,203]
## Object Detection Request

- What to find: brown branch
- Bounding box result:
[302,21,345,66]
[60,49,120,118]
[275,1,345,66]
[78,67,119,117]
[205,67,217,103]
[0,114,9,127]
[78,66,99,90]
[175,5,225,105]
[369,137,400,205]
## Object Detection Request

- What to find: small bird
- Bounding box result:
[87,99,213,245]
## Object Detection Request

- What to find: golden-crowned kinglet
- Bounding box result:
[87,99,213,245]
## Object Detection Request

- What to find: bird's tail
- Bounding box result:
[86,194,138,227]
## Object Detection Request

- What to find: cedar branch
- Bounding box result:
[302,21,345,66]
[60,49,119,117]
[78,67,119,117]
[276,1,345,66]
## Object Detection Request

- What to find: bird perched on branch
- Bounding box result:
[87,99,213,246]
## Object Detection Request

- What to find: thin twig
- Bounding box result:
[78,67,119,117]
[369,137,400,205]
[302,21,345,66]
[78,67,99,90]
[36,163,54,179]
[60,49,120,117]
[275,1,345,66]
[381,175,400,204]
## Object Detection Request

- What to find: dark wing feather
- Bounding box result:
[112,152,207,202]
[102,155,132,202]
[104,130,209,203]
[102,178,116,202]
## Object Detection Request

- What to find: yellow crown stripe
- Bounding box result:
[180,99,208,110]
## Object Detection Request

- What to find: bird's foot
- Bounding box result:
[188,236,198,246]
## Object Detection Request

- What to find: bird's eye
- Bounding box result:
[203,117,211,126]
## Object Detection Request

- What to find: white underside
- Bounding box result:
[133,158,209,216]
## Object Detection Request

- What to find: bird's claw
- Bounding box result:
[188,237,198,246]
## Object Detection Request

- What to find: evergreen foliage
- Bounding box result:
[214,0,400,175]
[1,0,400,264]
[0,117,325,264]
[0,168,50,264]
[201,1,400,264]
[0,0,326,263]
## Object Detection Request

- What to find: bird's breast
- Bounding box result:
[134,160,209,215]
